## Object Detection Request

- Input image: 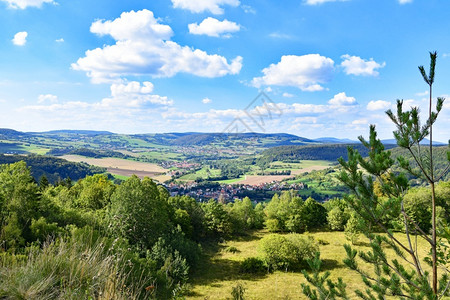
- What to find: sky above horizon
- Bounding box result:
[0,0,449,141]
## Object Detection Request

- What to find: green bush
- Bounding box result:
[258,233,318,271]
[240,257,266,273]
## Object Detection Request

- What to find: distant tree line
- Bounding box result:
[0,154,105,184]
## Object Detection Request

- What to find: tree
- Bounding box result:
[0,161,40,249]
[302,52,450,298]
[108,175,171,249]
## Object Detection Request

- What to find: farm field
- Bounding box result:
[61,155,168,179]
[187,230,430,300]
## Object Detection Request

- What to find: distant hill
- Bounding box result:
[143,132,317,147]
[313,137,358,144]
[381,138,446,146]
[261,143,398,162]
[0,128,29,139]
[0,154,106,183]
[39,130,113,135]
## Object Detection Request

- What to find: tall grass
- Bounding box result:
[0,236,151,299]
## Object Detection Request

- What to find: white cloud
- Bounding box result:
[294,117,317,124]
[1,0,54,9]
[171,0,239,14]
[341,54,386,76]
[252,54,334,91]
[38,94,58,103]
[188,17,240,38]
[104,81,173,107]
[269,32,294,39]
[416,90,428,97]
[304,0,348,5]
[283,92,294,98]
[328,92,357,106]
[352,118,368,125]
[72,9,243,83]
[55,38,64,43]
[202,97,212,104]
[398,0,412,4]
[241,4,255,14]
[24,81,172,112]
[367,100,391,111]
[12,31,27,46]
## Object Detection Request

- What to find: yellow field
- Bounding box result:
[61,155,168,180]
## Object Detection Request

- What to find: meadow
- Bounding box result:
[188,230,430,300]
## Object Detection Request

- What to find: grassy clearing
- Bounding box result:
[187,230,430,299]
[179,168,221,181]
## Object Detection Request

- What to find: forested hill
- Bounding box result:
[260,144,399,161]
[0,154,106,183]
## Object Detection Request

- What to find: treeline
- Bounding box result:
[0,154,105,183]
[48,147,131,159]
[260,144,400,162]
[261,144,371,161]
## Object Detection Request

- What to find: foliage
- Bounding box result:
[201,199,232,238]
[107,175,171,249]
[240,257,266,274]
[301,253,349,300]
[0,235,149,300]
[302,52,450,299]
[258,233,318,271]
[230,282,246,300]
[0,154,105,184]
[226,197,264,235]
[265,191,327,233]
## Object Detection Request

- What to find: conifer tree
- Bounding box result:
[302,53,450,298]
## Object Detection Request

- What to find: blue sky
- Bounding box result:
[0,0,449,141]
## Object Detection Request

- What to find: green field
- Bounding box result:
[179,167,222,181]
[187,230,430,300]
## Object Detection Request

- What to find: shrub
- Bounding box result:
[231,282,246,300]
[258,234,318,271]
[240,257,266,273]
[265,218,281,232]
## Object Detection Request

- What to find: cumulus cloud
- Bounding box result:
[1,0,54,9]
[12,31,27,46]
[104,81,173,107]
[341,54,385,76]
[398,0,412,4]
[55,38,64,43]
[282,92,294,98]
[38,94,58,103]
[304,0,348,5]
[367,100,391,111]
[328,92,357,106]
[252,54,334,91]
[23,81,172,114]
[202,97,212,104]
[72,10,243,83]
[188,17,240,37]
[171,0,239,14]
